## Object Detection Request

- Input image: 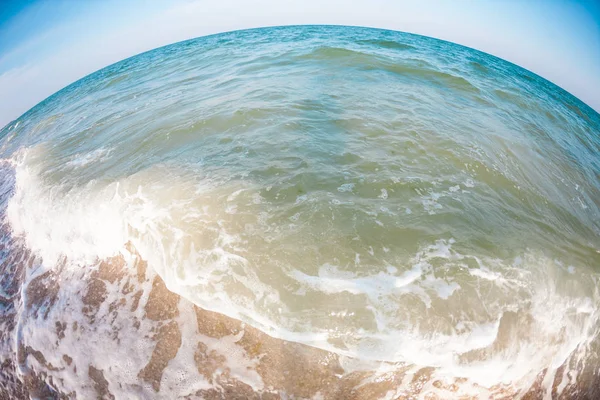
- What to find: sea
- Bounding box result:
[1,25,599,399]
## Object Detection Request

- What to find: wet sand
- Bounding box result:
[0,234,598,399]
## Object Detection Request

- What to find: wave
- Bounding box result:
[356,39,416,51]
[295,46,480,94]
[2,25,600,397]
[3,145,599,395]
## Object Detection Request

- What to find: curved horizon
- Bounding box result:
[1,25,599,398]
[1,20,600,398]
[4,23,599,132]
[0,0,599,129]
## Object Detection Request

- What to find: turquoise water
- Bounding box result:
[1,25,600,393]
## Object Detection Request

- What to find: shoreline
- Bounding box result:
[0,236,597,399]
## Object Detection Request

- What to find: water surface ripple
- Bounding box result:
[1,25,600,397]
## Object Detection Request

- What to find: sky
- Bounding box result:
[0,0,599,128]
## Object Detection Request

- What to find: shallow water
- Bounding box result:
[1,25,600,397]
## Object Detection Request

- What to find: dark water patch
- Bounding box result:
[101,74,130,89]
[295,46,383,64]
[356,39,415,51]
[384,63,481,94]
[469,60,490,74]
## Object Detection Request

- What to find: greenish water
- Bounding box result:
[1,25,600,390]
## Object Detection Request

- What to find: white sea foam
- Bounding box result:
[0,24,598,399]
[337,183,354,193]
[64,147,113,168]
[4,146,600,396]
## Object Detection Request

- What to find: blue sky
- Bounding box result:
[0,0,599,128]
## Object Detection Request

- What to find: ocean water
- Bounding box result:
[1,25,600,397]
